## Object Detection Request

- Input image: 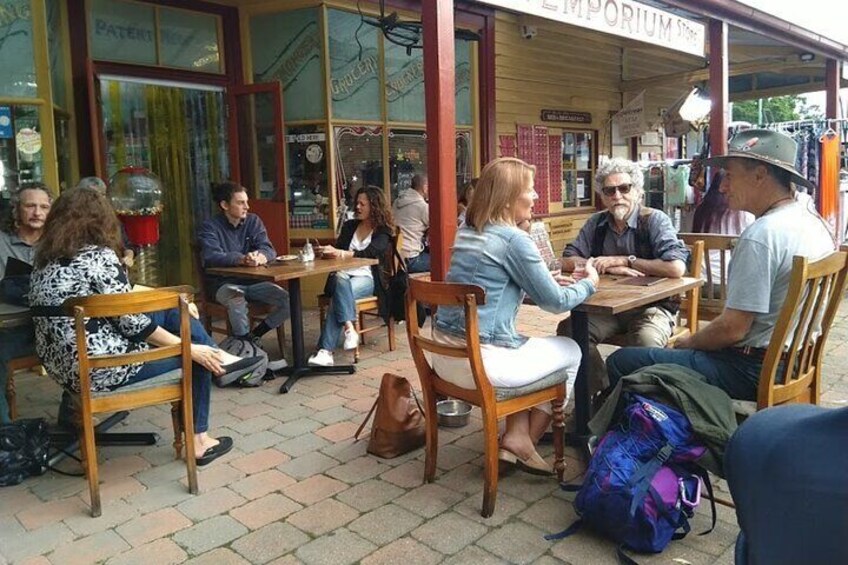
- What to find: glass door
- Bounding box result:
[228,83,289,254]
[97,76,230,285]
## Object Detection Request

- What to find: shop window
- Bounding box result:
[385,42,424,124]
[89,0,157,66]
[334,126,383,218]
[287,125,329,229]
[54,112,71,192]
[457,130,473,189]
[0,105,43,200]
[455,39,473,126]
[388,129,426,201]
[158,7,221,73]
[46,0,67,109]
[251,9,325,122]
[562,130,595,208]
[0,0,37,98]
[328,9,381,121]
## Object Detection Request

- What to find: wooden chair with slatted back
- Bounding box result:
[732,250,848,418]
[678,233,741,325]
[318,230,402,362]
[191,243,286,357]
[65,287,198,517]
[405,278,566,518]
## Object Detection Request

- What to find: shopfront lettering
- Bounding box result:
[386,59,424,102]
[95,18,154,43]
[331,51,379,100]
[259,24,321,90]
[479,0,705,57]
[0,1,29,29]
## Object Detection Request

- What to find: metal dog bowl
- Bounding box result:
[436,399,472,427]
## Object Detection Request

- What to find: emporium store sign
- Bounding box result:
[478,0,705,57]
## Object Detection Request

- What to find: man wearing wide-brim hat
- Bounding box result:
[605,129,835,401]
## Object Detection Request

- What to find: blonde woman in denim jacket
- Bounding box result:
[433,158,599,475]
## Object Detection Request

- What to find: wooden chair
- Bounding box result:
[318,230,402,362]
[66,287,198,517]
[732,250,848,417]
[678,233,740,324]
[405,278,566,518]
[191,243,286,357]
[5,354,42,421]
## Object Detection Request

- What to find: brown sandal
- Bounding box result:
[497,448,553,476]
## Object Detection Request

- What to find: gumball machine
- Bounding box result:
[108,166,164,286]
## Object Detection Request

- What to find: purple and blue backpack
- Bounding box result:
[549,394,716,557]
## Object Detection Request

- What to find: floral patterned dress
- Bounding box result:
[30,246,155,393]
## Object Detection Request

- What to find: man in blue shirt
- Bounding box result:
[197,182,290,368]
[557,158,689,395]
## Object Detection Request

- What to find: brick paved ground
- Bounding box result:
[4,299,847,565]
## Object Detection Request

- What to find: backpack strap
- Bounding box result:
[543,482,585,541]
[628,443,674,516]
[353,399,379,441]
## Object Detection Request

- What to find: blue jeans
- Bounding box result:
[0,325,36,424]
[215,282,290,337]
[407,252,430,274]
[122,309,217,433]
[318,273,375,351]
[606,347,763,401]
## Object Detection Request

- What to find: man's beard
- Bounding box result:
[610,205,630,221]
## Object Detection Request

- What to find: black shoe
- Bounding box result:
[196,436,233,466]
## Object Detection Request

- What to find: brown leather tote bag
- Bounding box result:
[354,373,425,458]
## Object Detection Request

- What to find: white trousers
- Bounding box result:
[431,330,581,413]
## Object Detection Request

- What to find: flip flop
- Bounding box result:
[216,356,265,387]
[221,356,264,375]
[196,436,233,466]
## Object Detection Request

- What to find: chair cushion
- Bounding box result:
[92,369,183,398]
[494,368,569,401]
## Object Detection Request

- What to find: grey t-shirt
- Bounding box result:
[727,201,834,348]
[0,230,35,280]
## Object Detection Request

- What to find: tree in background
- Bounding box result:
[732,94,824,124]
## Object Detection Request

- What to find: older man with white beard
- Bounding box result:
[556,158,689,396]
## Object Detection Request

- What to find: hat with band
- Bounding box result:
[702,129,814,189]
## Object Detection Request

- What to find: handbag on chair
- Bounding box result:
[355,373,425,458]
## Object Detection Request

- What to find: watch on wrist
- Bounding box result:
[627,255,637,268]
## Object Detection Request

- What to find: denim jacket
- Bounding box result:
[435,224,595,348]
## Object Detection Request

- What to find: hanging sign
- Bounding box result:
[477,0,705,57]
[541,109,592,124]
[613,91,647,138]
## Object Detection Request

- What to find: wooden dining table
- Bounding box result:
[206,256,379,393]
[568,275,704,447]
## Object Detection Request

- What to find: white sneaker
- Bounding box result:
[308,349,334,366]
[268,358,288,371]
[343,327,360,350]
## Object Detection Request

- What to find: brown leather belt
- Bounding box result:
[731,346,769,360]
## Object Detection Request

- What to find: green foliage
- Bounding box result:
[732,95,824,124]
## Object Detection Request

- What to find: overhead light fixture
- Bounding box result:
[799,52,816,63]
[678,87,712,122]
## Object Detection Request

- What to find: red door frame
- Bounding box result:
[227,82,290,255]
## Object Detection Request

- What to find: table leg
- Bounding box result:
[566,310,591,459]
[277,278,357,394]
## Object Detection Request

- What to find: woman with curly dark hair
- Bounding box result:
[309,186,394,366]
[30,188,260,466]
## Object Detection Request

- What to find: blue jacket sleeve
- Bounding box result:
[247,215,276,261]
[504,231,595,314]
[197,219,244,267]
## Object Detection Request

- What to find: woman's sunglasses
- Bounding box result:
[601,183,633,197]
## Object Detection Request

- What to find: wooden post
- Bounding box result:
[423,0,457,281]
[709,19,729,156]
[825,58,840,120]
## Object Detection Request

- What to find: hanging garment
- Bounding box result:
[819,129,840,237]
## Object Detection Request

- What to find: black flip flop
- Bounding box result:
[221,356,264,375]
[196,436,234,466]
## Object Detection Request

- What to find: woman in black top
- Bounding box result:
[309,186,393,367]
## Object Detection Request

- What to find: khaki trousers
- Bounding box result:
[556,306,676,395]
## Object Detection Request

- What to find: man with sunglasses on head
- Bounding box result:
[556,157,689,395]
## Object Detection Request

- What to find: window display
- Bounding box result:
[388,129,426,201]
[562,130,595,208]
[287,125,329,229]
[334,126,383,222]
[0,105,43,199]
